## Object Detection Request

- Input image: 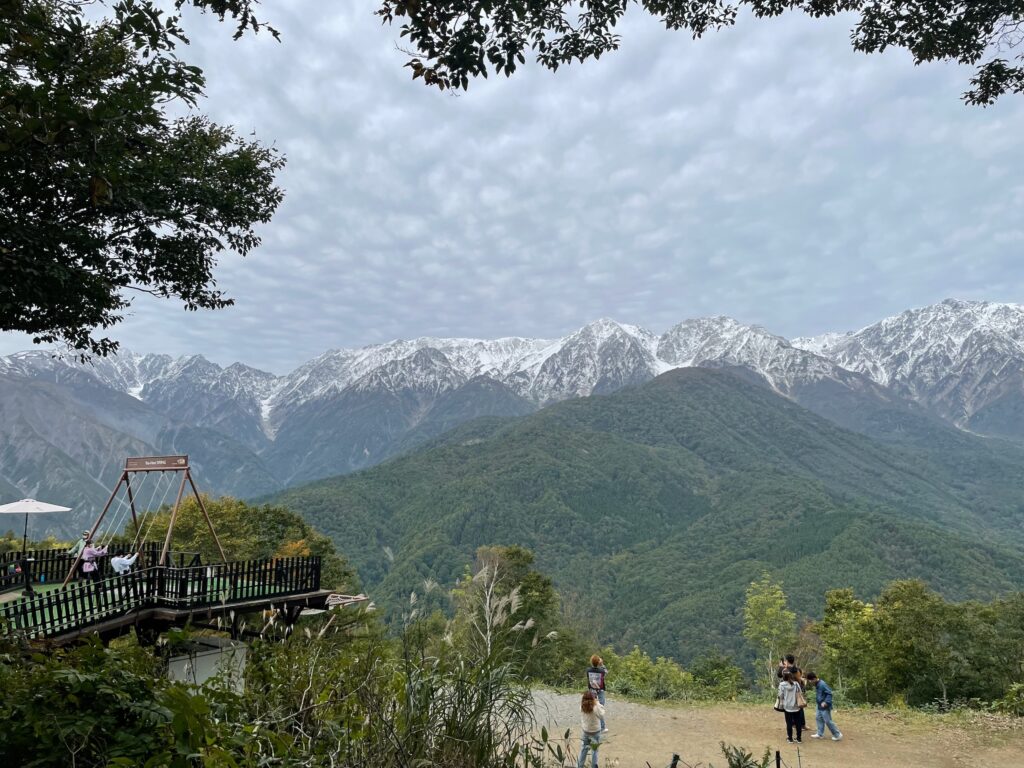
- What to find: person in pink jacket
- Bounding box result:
[81,539,108,583]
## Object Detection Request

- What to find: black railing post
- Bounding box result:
[17,596,28,631]
[154,566,163,607]
[231,561,238,601]
[177,567,187,603]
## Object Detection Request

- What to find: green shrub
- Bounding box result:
[692,651,747,700]
[602,646,697,700]
[719,742,774,768]
[993,683,1024,717]
[0,639,280,767]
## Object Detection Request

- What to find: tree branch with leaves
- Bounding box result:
[0,0,284,357]
[379,0,1024,104]
[742,572,797,692]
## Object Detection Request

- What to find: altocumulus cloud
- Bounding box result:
[3,5,1023,372]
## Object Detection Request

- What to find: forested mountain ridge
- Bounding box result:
[269,368,1024,661]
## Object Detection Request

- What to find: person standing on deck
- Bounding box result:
[110,552,139,575]
[67,531,90,579]
[67,531,88,560]
[81,539,108,583]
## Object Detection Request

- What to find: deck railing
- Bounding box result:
[1,545,203,593]
[0,556,322,640]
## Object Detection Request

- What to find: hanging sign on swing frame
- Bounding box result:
[125,455,189,471]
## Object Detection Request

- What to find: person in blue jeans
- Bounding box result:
[805,672,843,741]
[577,690,604,768]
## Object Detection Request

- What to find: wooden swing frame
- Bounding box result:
[62,455,226,587]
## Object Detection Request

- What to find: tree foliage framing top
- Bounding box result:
[0,0,284,357]
[378,0,1024,104]
[4,1,1022,357]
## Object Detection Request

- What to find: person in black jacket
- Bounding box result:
[585,654,608,732]
[777,654,799,680]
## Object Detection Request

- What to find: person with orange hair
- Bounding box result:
[585,653,608,732]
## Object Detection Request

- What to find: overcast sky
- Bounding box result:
[3,4,1024,373]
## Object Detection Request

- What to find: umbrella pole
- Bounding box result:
[21,512,34,596]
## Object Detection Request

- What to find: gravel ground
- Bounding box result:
[532,688,649,729]
[527,690,1024,768]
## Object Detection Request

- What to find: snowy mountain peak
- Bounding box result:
[353,347,465,395]
[574,317,652,341]
[791,332,853,357]
[659,316,787,367]
[803,299,1024,425]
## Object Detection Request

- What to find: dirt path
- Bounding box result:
[531,691,1024,768]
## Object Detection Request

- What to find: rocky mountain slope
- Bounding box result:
[3,299,1023,532]
[795,299,1024,441]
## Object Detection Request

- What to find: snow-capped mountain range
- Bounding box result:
[3,298,1023,531]
[794,299,1024,438]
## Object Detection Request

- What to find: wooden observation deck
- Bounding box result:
[1,552,330,646]
[0,456,356,647]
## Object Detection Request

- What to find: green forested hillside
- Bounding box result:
[269,369,1024,661]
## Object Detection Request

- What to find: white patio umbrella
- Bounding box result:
[0,498,73,554]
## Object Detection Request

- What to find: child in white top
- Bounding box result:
[577,690,605,768]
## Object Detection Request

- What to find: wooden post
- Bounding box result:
[63,472,126,587]
[125,472,141,546]
[187,471,227,563]
[159,472,189,567]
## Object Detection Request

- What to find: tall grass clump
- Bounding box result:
[239,558,568,767]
